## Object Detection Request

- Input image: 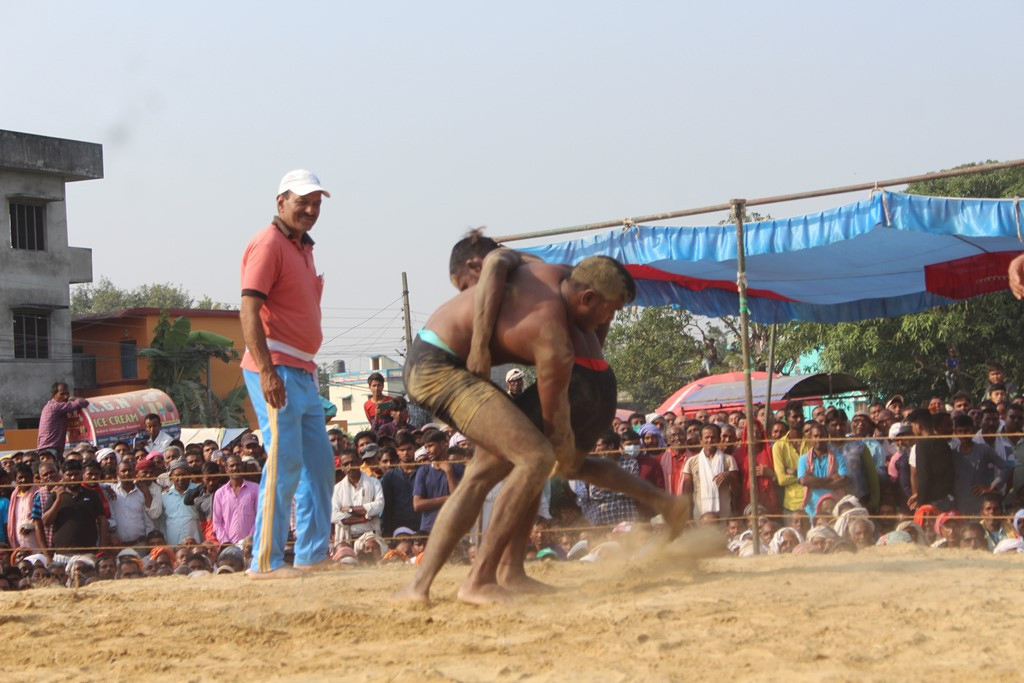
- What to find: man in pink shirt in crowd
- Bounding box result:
[212,454,259,543]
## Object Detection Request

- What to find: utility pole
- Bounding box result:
[402,272,413,355]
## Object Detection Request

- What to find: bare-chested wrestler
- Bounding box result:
[394,256,631,604]
[458,234,687,586]
[395,238,687,604]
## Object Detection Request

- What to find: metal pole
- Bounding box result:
[733,199,761,554]
[401,272,413,356]
[765,324,777,432]
[492,158,1024,243]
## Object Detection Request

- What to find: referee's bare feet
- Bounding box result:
[294,559,335,573]
[245,566,305,580]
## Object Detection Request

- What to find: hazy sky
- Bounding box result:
[4,1,1022,371]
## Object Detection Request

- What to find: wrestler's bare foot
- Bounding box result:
[457,581,512,605]
[245,566,305,580]
[498,572,557,594]
[294,559,335,573]
[664,494,692,542]
[391,582,431,605]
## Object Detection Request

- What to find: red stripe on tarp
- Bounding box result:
[924,252,1017,300]
[625,264,798,302]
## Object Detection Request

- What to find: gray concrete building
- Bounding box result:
[1,130,102,429]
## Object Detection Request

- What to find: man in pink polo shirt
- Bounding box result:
[240,169,335,578]
[212,454,259,543]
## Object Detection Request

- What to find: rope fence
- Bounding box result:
[1,429,1017,557]
[3,511,1019,559]
[0,429,1017,491]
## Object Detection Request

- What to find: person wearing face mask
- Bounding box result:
[570,433,641,527]
[622,430,664,516]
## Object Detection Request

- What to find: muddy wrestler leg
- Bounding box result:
[452,400,556,605]
[494,452,690,593]
[394,449,511,603]
[495,492,549,593]
[571,456,690,538]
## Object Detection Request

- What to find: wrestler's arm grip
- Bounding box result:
[467,249,522,378]
[534,323,576,477]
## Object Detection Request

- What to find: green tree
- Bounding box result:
[140,313,247,427]
[72,277,231,315]
[195,295,230,310]
[317,361,333,399]
[711,318,805,375]
[782,162,1024,402]
[604,307,704,409]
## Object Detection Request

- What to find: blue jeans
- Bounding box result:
[244,366,333,572]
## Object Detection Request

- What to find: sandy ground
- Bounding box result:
[2,539,1023,682]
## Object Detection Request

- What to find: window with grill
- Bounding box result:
[9,202,46,250]
[13,310,50,359]
[120,340,138,379]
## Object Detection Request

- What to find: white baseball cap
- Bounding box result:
[889,423,912,438]
[278,169,331,198]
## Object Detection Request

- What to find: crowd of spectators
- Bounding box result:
[4,363,1024,590]
[589,361,1024,559]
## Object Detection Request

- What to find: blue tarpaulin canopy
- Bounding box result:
[522,191,1024,323]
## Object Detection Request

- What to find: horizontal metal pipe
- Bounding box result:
[493,158,1024,243]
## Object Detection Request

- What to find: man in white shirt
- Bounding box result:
[110,459,155,546]
[331,450,384,542]
[682,423,738,519]
[974,406,1014,464]
[134,456,164,522]
[136,413,173,453]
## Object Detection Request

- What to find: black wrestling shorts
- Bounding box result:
[513,359,617,454]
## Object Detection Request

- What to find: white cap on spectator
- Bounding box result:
[278,169,331,198]
[889,423,912,438]
[25,553,49,568]
[505,368,525,383]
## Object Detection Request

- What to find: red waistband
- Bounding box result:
[574,356,610,371]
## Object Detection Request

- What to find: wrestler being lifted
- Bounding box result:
[452,235,690,595]
[395,242,687,605]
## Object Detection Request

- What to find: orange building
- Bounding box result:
[71,308,256,428]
